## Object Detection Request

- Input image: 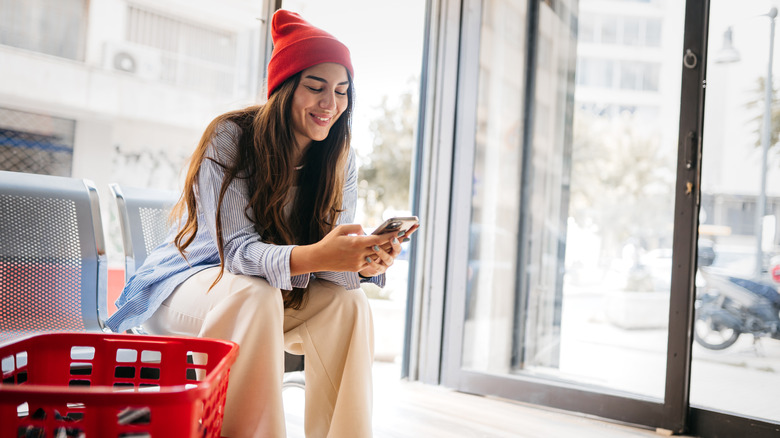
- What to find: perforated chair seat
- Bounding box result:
[0,171,107,344]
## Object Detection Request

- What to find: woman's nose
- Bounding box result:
[319,92,337,110]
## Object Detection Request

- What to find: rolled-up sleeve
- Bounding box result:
[198,121,298,291]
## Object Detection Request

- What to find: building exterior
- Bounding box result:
[0,0,263,190]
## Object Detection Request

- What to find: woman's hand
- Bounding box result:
[290,224,390,275]
[358,224,419,278]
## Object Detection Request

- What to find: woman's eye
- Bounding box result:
[304,85,347,96]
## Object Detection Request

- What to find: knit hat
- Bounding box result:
[267,10,354,98]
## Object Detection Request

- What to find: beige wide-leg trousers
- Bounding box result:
[143,267,375,438]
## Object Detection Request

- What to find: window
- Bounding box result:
[576,58,614,88]
[0,0,88,61]
[126,5,240,95]
[580,13,663,47]
[618,60,660,91]
[578,13,596,43]
[645,18,662,46]
[623,17,642,45]
[0,107,75,177]
[601,17,618,44]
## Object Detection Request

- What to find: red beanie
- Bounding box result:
[267,10,354,98]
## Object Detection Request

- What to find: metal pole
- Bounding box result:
[757,7,776,277]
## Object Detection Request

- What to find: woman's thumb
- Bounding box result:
[335,223,366,236]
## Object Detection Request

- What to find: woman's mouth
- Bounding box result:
[311,114,331,126]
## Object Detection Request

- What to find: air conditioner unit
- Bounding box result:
[103,41,163,80]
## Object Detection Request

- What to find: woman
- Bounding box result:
[106,9,416,438]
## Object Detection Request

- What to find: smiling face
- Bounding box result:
[290,62,350,154]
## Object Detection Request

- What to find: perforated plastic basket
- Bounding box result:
[0,333,238,438]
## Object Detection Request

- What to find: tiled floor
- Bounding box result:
[283,361,694,438]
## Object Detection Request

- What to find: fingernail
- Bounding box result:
[392,238,399,244]
[365,256,372,263]
[398,230,406,237]
[373,245,380,251]
[402,238,410,242]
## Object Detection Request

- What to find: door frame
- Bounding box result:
[435,0,706,433]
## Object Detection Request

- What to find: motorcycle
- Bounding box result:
[693,266,780,350]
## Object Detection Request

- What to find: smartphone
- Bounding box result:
[371,216,419,235]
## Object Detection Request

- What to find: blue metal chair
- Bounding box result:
[109,183,179,280]
[0,171,108,344]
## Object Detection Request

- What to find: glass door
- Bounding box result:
[441,0,703,431]
[691,0,780,427]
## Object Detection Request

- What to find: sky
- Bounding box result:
[703,0,780,197]
[709,0,780,75]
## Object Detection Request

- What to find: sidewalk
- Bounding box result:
[560,291,780,421]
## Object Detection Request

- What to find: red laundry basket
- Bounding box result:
[0,332,239,438]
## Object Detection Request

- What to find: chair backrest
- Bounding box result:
[0,171,107,343]
[109,183,179,279]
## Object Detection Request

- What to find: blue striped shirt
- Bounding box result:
[106,120,384,333]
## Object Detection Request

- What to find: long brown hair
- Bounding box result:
[171,70,353,309]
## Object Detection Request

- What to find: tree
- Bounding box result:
[745,77,780,151]
[569,110,676,261]
[359,78,418,225]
